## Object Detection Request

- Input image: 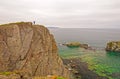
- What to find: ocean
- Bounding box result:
[49,28,120,48]
[49,28,120,79]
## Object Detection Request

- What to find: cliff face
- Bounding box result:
[0,22,70,78]
[106,41,120,52]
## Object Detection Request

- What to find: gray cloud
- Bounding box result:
[0,0,120,28]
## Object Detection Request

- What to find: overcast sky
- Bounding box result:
[0,0,120,28]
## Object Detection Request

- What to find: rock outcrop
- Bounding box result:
[106,41,120,52]
[63,42,89,49]
[0,22,70,78]
[63,42,81,47]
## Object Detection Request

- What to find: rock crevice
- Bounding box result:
[0,22,70,78]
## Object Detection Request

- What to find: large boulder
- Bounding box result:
[106,41,120,52]
[0,22,70,78]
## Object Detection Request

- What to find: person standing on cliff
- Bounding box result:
[33,21,35,25]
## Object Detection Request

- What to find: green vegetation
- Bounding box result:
[0,71,13,76]
[88,64,114,79]
[0,72,11,76]
[0,70,26,76]
[80,53,119,79]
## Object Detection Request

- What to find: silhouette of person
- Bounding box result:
[33,21,35,24]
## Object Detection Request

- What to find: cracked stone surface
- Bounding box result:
[0,22,70,79]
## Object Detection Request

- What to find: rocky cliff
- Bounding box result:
[106,41,120,52]
[0,22,70,78]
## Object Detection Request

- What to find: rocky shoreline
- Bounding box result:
[0,22,120,79]
[63,58,108,79]
[61,41,120,53]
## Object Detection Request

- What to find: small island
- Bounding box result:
[62,42,89,49]
[106,41,120,52]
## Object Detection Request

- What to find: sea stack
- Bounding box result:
[0,22,70,78]
[106,41,120,52]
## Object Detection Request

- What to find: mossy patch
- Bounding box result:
[0,71,13,76]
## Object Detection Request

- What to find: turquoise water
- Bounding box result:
[59,46,120,79]
[49,28,120,79]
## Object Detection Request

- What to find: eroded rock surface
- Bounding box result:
[0,22,70,78]
[106,41,120,52]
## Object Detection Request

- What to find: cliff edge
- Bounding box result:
[0,22,70,78]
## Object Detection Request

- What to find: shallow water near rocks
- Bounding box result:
[59,46,120,79]
[49,28,120,79]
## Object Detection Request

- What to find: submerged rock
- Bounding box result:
[0,22,70,79]
[106,41,120,52]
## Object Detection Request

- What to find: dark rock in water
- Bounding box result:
[63,58,108,79]
[0,22,70,79]
[106,41,120,52]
